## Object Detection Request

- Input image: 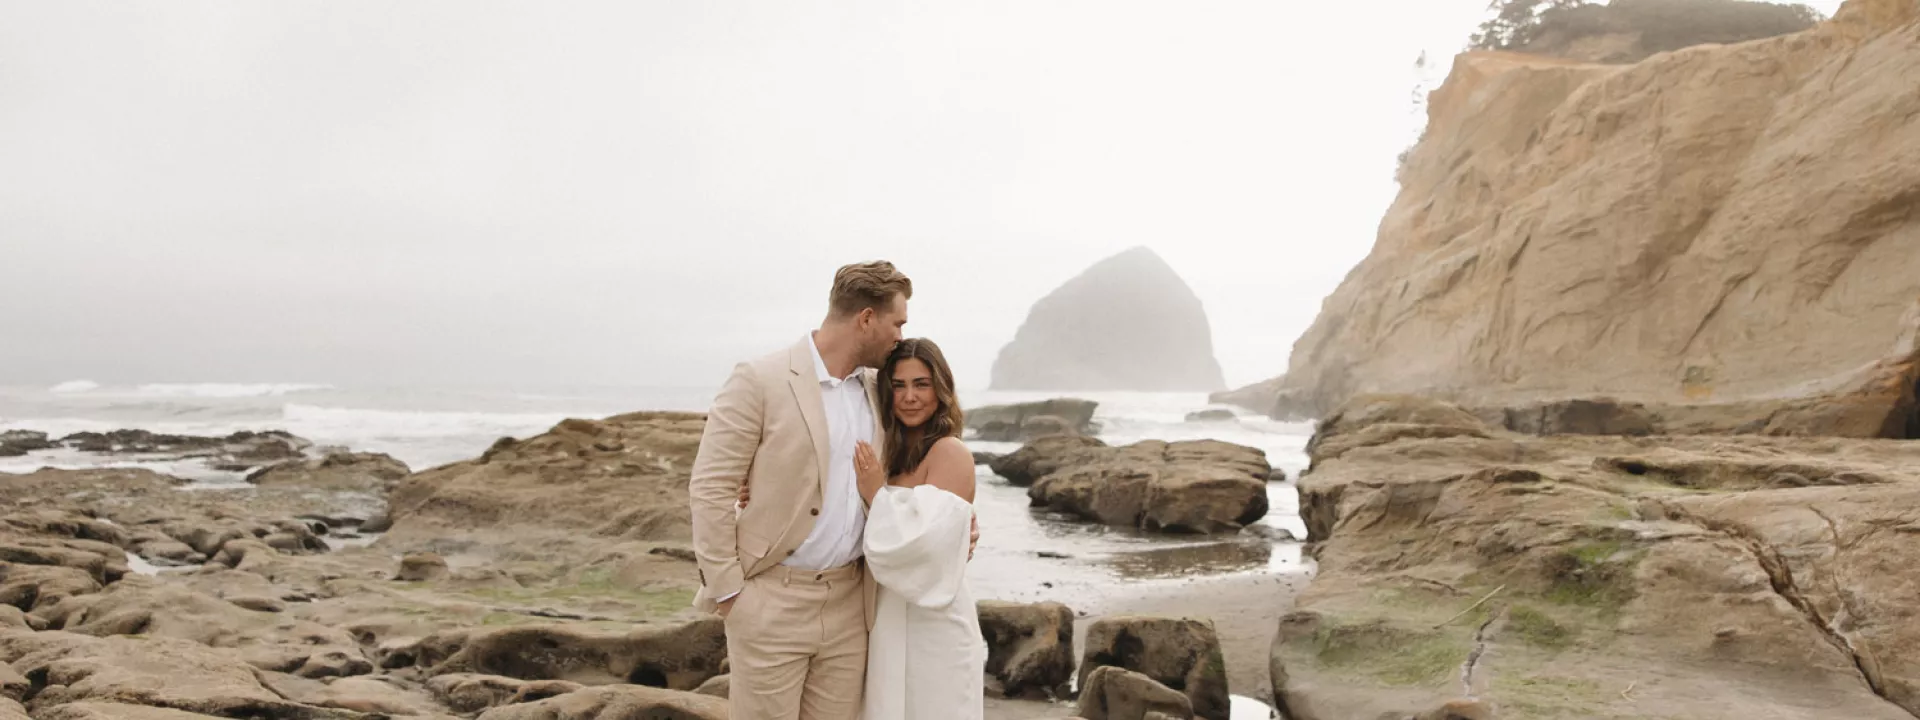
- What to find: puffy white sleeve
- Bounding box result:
[863,484,974,609]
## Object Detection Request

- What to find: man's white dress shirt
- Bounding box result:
[780,333,874,570]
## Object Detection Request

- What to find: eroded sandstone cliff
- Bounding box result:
[1272,0,1920,438]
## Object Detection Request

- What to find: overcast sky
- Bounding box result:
[0,1,1845,391]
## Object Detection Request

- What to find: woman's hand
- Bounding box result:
[737,482,751,509]
[855,441,887,504]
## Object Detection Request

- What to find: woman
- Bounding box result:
[856,338,985,719]
[738,338,985,719]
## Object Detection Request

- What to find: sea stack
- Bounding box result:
[990,247,1227,392]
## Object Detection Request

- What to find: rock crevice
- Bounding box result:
[1655,501,1915,718]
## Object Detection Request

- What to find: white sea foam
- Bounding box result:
[135,383,334,398]
[49,380,101,393]
[279,403,582,439]
[276,403,599,468]
[0,447,250,484]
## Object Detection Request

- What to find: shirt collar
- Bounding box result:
[807,332,861,387]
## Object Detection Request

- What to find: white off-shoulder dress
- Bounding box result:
[861,483,986,720]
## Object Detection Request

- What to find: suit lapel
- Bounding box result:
[788,341,832,492]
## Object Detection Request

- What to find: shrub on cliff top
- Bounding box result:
[1471,0,1823,62]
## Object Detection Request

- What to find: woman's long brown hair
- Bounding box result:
[879,338,965,477]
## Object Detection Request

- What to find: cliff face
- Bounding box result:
[1277,0,1920,438]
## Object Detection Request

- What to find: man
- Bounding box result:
[688,260,910,719]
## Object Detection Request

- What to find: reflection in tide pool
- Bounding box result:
[1101,535,1303,580]
[968,472,1312,604]
[962,391,1318,611]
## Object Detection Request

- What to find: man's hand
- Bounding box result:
[968,514,980,560]
[716,596,737,619]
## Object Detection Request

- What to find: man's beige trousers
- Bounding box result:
[724,562,868,719]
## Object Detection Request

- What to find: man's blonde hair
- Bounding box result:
[828,261,913,318]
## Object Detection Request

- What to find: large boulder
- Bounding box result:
[1264,0,1920,438]
[0,431,54,458]
[978,601,1075,699]
[1027,440,1270,534]
[1080,616,1230,720]
[385,413,705,547]
[990,247,1227,392]
[475,684,727,720]
[968,399,1100,443]
[988,436,1111,487]
[1275,395,1920,719]
[1075,665,1194,720]
[246,451,410,493]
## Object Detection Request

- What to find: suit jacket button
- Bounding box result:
[810,508,820,516]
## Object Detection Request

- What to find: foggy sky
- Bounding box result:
[0,1,1845,391]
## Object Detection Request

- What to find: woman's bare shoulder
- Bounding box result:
[923,436,976,498]
[926,436,974,470]
[930,435,970,457]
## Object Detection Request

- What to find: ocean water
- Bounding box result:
[0,381,1311,480]
[0,382,716,473]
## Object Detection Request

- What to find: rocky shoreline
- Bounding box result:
[1271,395,1920,720]
[0,412,1287,720]
[15,385,1913,720]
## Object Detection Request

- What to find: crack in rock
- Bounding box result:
[1462,606,1504,698]
[1657,502,1914,718]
